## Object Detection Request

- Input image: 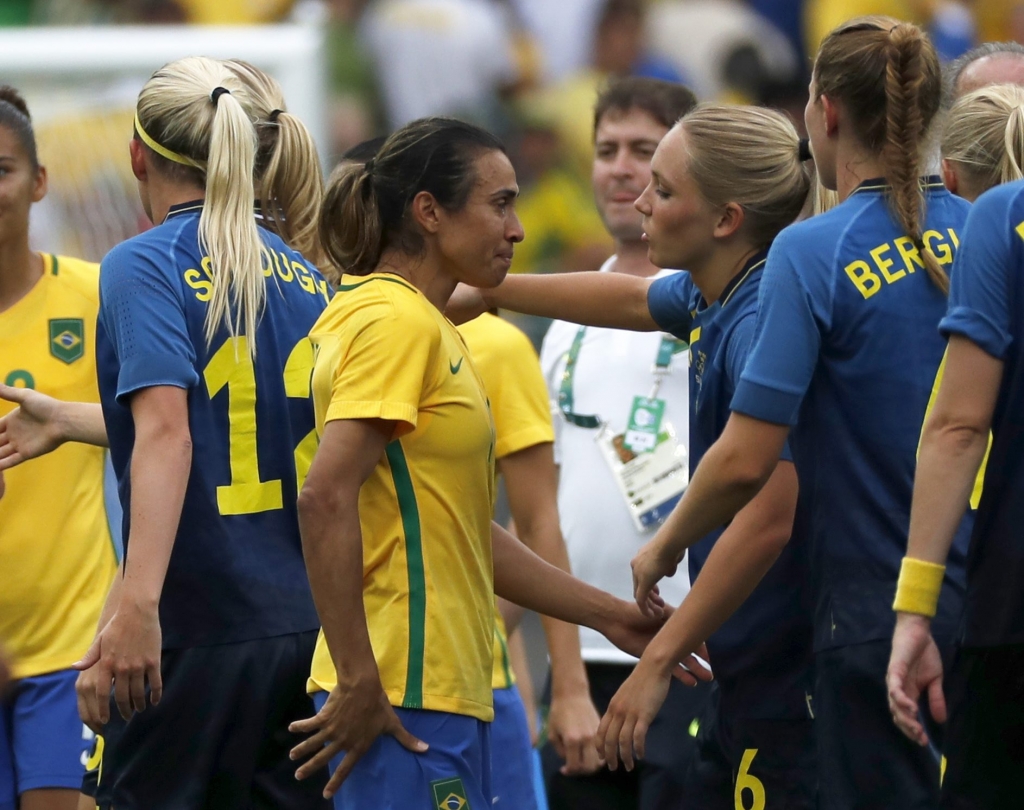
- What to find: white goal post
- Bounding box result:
[0,22,326,261]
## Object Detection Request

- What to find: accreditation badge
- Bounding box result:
[597,420,689,533]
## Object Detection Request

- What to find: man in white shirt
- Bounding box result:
[538,76,710,810]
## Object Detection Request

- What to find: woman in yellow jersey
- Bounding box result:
[287,117,709,808]
[0,86,118,810]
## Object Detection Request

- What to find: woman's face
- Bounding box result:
[633,125,720,270]
[0,125,45,249]
[804,77,838,191]
[435,149,524,289]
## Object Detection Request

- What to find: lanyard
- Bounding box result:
[558,326,685,429]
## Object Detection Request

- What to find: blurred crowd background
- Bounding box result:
[1,0,1018,288]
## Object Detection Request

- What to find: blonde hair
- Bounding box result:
[225,59,326,269]
[136,56,263,355]
[678,104,810,247]
[814,17,947,293]
[943,83,1024,194]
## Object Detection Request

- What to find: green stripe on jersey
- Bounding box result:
[386,440,426,709]
[337,275,417,294]
[496,625,513,689]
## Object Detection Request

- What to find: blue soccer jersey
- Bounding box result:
[731,179,972,651]
[648,251,813,719]
[941,180,1024,647]
[96,200,330,649]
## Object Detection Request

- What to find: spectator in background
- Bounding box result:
[359,0,534,130]
[508,0,606,83]
[943,41,1024,107]
[532,0,682,179]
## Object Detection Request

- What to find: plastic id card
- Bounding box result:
[597,420,689,532]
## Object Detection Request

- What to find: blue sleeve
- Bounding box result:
[725,313,793,462]
[99,241,199,404]
[940,188,1016,359]
[647,272,695,339]
[731,227,828,426]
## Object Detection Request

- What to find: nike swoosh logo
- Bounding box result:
[450,357,463,374]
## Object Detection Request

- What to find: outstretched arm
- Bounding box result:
[447,271,658,331]
[0,384,107,471]
[597,459,798,770]
[631,413,789,610]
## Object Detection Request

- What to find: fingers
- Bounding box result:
[389,719,428,753]
[670,663,697,687]
[601,711,624,772]
[632,718,650,765]
[73,640,101,672]
[113,666,134,721]
[618,716,636,772]
[323,748,367,798]
[680,653,714,683]
[290,727,334,769]
[289,711,327,736]
[0,384,28,404]
[148,660,163,707]
[926,677,947,726]
[298,736,347,784]
[76,675,104,734]
[0,449,23,472]
[128,668,147,714]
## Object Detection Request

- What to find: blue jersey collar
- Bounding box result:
[713,248,769,309]
[164,199,205,221]
[850,176,945,195]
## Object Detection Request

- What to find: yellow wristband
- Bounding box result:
[892,557,946,617]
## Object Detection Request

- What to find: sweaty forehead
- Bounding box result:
[958,53,1024,97]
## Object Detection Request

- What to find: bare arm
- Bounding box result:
[597,459,798,770]
[75,386,191,725]
[0,385,107,471]
[491,520,710,684]
[290,418,426,796]
[447,272,659,331]
[905,335,1000,566]
[632,413,789,607]
[888,334,1003,746]
[500,442,603,773]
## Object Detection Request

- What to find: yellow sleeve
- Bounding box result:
[465,318,554,459]
[324,297,439,438]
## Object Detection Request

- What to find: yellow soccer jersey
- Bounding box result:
[458,313,555,690]
[308,274,497,722]
[0,254,117,679]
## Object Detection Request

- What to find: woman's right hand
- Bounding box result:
[0,384,67,470]
[631,539,681,617]
[289,676,428,798]
[445,283,491,325]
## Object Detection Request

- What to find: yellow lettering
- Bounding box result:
[276,251,294,282]
[293,261,316,294]
[283,338,318,491]
[844,260,882,299]
[203,336,284,515]
[317,279,332,303]
[735,749,766,810]
[262,250,276,278]
[1015,220,1024,242]
[948,228,959,249]
[923,230,953,265]
[201,256,214,280]
[894,237,923,275]
[870,243,905,284]
[183,268,213,302]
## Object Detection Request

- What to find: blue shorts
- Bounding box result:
[0,668,91,809]
[312,691,491,810]
[491,686,538,809]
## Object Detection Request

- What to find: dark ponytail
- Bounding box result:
[0,85,38,169]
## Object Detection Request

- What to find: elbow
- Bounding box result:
[720,444,774,499]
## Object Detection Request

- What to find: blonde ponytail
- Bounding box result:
[135,57,265,357]
[943,83,1024,195]
[201,89,264,353]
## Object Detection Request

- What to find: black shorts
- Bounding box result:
[816,640,943,810]
[672,682,816,810]
[541,661,711,810]
[91,630,329,810]
[940,643,1024,809]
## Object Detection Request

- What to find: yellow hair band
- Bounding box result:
[134,113,205,170]
[892,557,946,617]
